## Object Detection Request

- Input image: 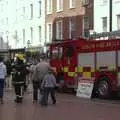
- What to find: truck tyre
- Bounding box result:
[97,78,110,98]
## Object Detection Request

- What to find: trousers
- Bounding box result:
[0,79,4,97]
[41,87,56,105]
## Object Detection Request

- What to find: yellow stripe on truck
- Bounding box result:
[91,68,95,72]
[77,67,83,72]
[68,72,75,77]
[83,72,91,78]
[64,67,68,72]
[118,73,120,79]
[75,67,77,72]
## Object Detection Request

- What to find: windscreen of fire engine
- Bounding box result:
[52,47,63,59]
[66,46,74,57]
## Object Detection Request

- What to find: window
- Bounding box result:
[101,0,108,5]
[6,17,8,24]
[30,4,33,19]
[83,16,89,29]
[21,7,25,20]
[102,17,107,32]
[30,27,33,43]
[69,0,75,8]
[117,15,120,30]
[66,46,74,57]
[51,47,63,59]
[0,4,3,12]
[47,0,52,14]
[47,23,52,42]
[22,29,25,44]
[38,1,42,17]
[15,31,18,43]
[83,16,89,37]
[57,0,63,12]
[58,47,63,59]
[16,9,18,23]
[103,0,107,4]
[22,7,25,16]
[1,19,4,25]
[6,36,8,44]
[56,21,62,40]
[69,19,75,39]
[39,26,41,42]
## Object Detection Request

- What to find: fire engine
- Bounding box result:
[48,31,120,98]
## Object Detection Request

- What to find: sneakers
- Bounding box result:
[53,100,56,105]
[33,100,38,104]
[14,98,23,103]
[0,100,4,104]
[0,97,4,104]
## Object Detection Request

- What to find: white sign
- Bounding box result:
[76,80,94,99]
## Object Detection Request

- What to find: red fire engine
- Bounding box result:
[48,31,120,98]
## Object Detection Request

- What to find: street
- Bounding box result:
[0,88,120,120]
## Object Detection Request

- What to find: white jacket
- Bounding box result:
[0,62,7,79]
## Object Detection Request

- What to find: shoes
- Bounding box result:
[41,104,48,107]
[53,100,56,105]
[0,100,4,104]
[14,98,22,103]
[33,100,37,104]
[14,99,19,103]
[0,97,4,104]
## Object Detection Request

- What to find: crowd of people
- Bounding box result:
[0,54,57,107]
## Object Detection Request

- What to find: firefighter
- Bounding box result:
[12,54,27,103]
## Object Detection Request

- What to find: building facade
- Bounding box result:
[94,0,120,33]
[45,0,84,44]
[45,0,93,45]
[0,0,45,52]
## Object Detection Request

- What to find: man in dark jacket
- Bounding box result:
[12,54,27,103]
[32,57,51,103]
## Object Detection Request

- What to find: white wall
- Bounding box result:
[94,0,120,33]
[0,0,45,50]
[112,0,120,31]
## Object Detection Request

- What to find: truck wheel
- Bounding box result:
[97,79,110,98]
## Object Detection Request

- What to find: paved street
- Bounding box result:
[0,88,120,120]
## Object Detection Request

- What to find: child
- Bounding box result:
[40,68,56,106]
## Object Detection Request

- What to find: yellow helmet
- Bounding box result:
[15,53,24,61]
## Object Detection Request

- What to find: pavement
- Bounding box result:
[0,87,120,120]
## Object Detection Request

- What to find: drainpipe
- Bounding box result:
[109,0,112,32]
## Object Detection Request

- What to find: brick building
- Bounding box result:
[45,0,93,44]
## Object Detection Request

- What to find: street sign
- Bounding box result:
[76,79,94,99]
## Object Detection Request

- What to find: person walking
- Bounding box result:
[32,57,51,103]
[5,60,12,89]
[12,54,27,103]
[40,68,56,106]
[0,56,7,104]
[30,62,39,103]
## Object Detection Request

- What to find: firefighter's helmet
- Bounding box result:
[15,54,24,61]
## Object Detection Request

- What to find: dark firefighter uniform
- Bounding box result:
[12,54,27,103]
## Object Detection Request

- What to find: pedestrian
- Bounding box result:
[12,54,27,103]
[5,60,12,89]
[40,68,56,106]
[30,62,39,103]
[32,57,51,103]
[0,56,7,104]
